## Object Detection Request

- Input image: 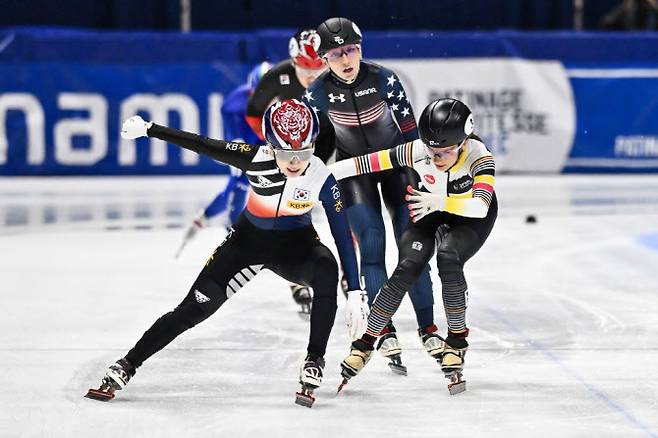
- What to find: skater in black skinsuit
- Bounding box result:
[337,99,497,395]
[246,28,335,313]
[85,100,369,408]
[304,17,436,373]
[246,28,335,162]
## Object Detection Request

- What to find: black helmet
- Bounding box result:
[418,98,474,148]
[317,17,362,56]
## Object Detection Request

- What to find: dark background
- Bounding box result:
[0,0,623,31]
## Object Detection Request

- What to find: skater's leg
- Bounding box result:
[271,239,338,360]
[270,232,338,406]
[381,168,435,329]
[364,219,437,339]
[125,223,264,369]
[340,177,388,306]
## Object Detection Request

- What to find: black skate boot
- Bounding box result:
[338,335,375,393]
[440,329,469,395]
[295,355,325,408]
[85,358,135,401]
[376,323,407,375]
[290,284,312,318]
[418,324,443,362]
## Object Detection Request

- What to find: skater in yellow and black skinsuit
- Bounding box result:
[333,98,497,394]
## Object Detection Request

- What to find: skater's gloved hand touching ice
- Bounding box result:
[121,116,152,139]
[405,185,446,222]
[345,289,369,340]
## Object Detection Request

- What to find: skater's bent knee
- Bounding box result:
[394,257,426,284]
[436,247,462,270]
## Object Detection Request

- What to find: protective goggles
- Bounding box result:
[425,142,463,158]
[272,147,315,162]
[325,44,360,61]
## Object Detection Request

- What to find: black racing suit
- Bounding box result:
[123,124,359,370]
[246,59,335,162]
[304,60,435,329]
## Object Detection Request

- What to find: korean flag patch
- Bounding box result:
[294,188,310,201]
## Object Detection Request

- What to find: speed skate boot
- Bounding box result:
[418,324,443,362]
[85,358,135,401]
[376,323,407,375]
[337,336,375,393]
[440,330,469,395]
[295,355,325,408]
[290,284,312,317]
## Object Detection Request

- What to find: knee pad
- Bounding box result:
[391,257,426,288]
[436,247,464,282]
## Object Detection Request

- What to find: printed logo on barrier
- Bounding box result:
[287,200,313,210]
[412,58,576,172]
[424,174,435,184]
[293,188,310,201]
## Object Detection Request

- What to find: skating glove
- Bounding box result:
[345,290,369,340]
[121,116,152,139]
[405,185,446,222]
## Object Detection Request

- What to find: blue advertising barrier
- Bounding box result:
[2,28,658,175]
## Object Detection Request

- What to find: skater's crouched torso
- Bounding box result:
[243,146,337,230]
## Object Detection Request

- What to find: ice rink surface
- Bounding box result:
[1,174,657,438]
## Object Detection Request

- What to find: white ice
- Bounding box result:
[1,175,657,438]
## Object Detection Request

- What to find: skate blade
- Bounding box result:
[448,380,466,395]
[85,388,115,401]
[388,362,408,375]
[295,391,315,408]
[336,377,349,394]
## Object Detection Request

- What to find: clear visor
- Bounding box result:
[272,147,315,162]
[325,44,360,61]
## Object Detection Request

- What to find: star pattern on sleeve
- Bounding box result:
[391,103,399,111]
[387,91,394,99]
[401,107,410,117]
[304,90,314,102]
[386,74,397,87]
[397,90,405,101]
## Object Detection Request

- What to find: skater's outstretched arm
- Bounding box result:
[319,174,369,339]
[328,139,424,180]
[121,116,258,171]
